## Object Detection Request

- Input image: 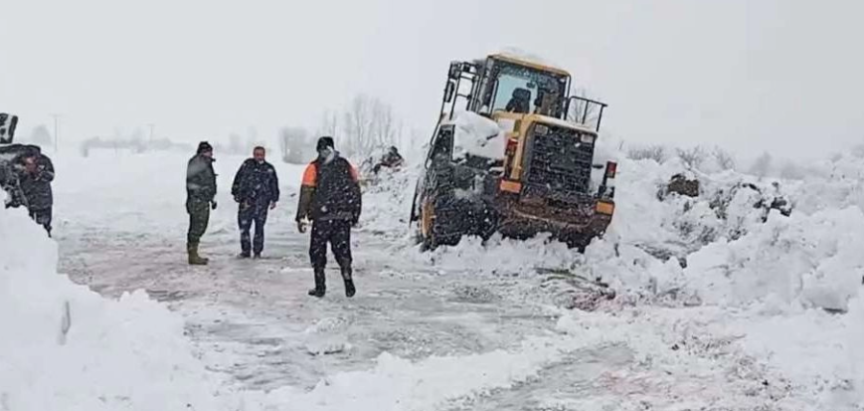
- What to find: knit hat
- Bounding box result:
[197,141,213,154]
[316,136,335,152]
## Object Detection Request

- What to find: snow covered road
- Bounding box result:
[39,150,864,410]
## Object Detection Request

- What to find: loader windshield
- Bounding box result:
[485,62,567,117]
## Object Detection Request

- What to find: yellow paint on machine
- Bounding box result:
[499,180,522,193]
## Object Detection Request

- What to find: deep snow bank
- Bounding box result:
[6,150,653,411]
[400,149,864,313]
[0,200,240,410]
[386,146,864,408]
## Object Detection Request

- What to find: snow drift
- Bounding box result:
[394,145,864,409]
[0,198,239,411]
[8,133,864,410]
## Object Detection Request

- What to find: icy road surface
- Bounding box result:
[51,151,864,410]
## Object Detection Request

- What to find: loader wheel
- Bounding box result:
[418,199,461,251]
[419,200,438,250]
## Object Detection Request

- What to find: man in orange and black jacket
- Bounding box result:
[296,136,362,298]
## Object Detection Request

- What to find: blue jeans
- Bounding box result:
[238,201,269,255]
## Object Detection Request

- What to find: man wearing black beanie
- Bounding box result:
[296,136,362,298]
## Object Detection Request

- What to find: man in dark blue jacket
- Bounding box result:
[232,146,280,258]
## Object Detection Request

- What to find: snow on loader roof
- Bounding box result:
[493,47,567,75]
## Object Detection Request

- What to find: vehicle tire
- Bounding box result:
[409,183,420,227]
[418,197,463,251]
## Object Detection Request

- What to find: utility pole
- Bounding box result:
[50,114,61,153]
[148,123,155,144]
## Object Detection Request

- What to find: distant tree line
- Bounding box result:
[279,94,403,165]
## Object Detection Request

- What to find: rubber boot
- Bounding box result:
[188,243,209,265]
[308,268,326,298]
[341,266,356,298]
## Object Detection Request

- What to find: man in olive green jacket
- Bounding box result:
[186,141,218,265]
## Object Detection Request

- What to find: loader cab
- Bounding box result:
[415,53,616,251]
[473,55,569,120]
[438,55,607,133]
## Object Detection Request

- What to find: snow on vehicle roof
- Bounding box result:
[442,111,507,160]
[496,47,560,68]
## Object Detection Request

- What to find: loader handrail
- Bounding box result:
[564,96,608,133]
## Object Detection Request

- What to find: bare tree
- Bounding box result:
[343,95,372,157]
[317,110,339,139]
[341,94,401,159]
[676,146,707,170]
[369,98,398,150]
[712,147,736,171]
[406,127,426,158]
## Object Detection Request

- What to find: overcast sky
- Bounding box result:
[2,0,863,159]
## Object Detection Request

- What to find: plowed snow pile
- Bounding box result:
[0,197,244,410]
[384,147,864,409]
[7,141,864,410]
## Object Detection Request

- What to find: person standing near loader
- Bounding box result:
[186,142,217,265]
[296,136,362,298]
[16,147,55,236]
[231,146,279,258]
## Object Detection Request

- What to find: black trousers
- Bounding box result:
[29,207,52,237]
[238,201,269,255]
[186,200,210,245]
[309,219,352,270]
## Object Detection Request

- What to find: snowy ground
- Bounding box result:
[5,146,864,410]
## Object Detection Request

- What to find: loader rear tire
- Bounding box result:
[418,199,462,251]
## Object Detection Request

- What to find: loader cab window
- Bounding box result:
[494,75,535,114]
[483,63,567,117]
[505,88,532,114]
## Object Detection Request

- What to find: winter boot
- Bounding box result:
[308,268,326,298]
[341,267,356,298]
[188,243,209,265]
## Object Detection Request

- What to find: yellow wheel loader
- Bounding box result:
[409,54,617,251]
